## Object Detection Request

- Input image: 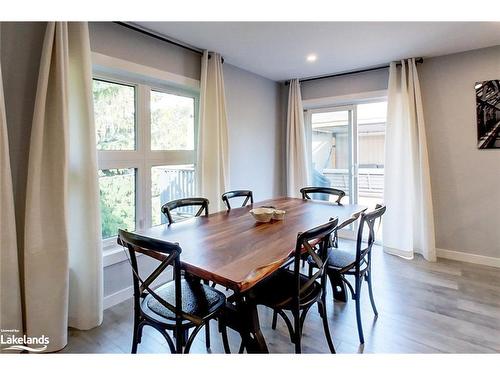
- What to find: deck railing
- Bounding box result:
[322,168,384,199]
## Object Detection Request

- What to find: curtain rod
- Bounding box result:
[286,57,424,85]
[113,22,224,63]
[114,22,204,55]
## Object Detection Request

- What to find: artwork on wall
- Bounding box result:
[475,79,500,149]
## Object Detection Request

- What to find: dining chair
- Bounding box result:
[221,190,253,210]
[161,197,209,225]
[247,218,339,353]
[300,186,346,205]
[270,209,368,330]
[298,186,346,269]
[160,197,215,348]
[308,204,386,344]
[117,229,228,354]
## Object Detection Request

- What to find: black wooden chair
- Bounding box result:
[300,186,346,204]
[308,204,386,344]
[330,208,368,249]
[221,190,253,210]
[298,186,346,269]
[247,218,339,353]
[161,197,209,225]
[160,197,216,348]
[117,229,228,353]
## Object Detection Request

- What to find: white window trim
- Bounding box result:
[92,54,200,266]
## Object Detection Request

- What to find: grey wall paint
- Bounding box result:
[419,46,500,258]
[88,22,201,81]
[300,68,389,100]
[224,63,284,200]
[1,22,47,253]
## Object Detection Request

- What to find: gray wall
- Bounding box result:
[300,68,389,100]
[419,46,500,258]
[89,22,201,80]
[224,63,283,200]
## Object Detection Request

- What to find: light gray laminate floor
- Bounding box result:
[61,245,500,354]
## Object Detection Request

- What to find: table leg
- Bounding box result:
[222,295,269,353]
[329,272,348,302]
[239,299,268,353]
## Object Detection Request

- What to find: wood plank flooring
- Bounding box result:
[61,244,500,354]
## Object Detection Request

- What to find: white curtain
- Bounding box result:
[197,51,229,212]
[0,37,24,344]
[24,22,103,352]
[286,79,309,197]
[383,58,436,261]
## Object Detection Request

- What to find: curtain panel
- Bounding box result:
[286,79,309,197]
[197,51,230,212]
[383,58,436,261]
[0,37,24,347]
[23,22,103,352]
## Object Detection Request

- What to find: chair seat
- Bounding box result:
[327,247,357,269]
[247,268,322,309]
[307,247,357,271]
[141,279,225,324]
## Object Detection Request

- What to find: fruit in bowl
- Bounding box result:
[249,207,275,223]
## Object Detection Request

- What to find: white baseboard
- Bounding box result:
[436,248,500,268]
[103,277,168,310]
[103,287,133,310]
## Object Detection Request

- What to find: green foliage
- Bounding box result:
[93,79,196,239]
[93,80,135,150]
[151,91,194,150]
[99,169,135,239]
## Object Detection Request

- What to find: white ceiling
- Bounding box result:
[135,22,500,81]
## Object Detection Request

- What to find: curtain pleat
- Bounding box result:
[66,23,103,330]
[197,51,230,212]
[383,58,436,261]
[286,79,309,197]
[0,31,24,347]
[23,22,102,352]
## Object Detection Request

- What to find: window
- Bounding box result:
[93,77,198,245]
[306,99,387,208]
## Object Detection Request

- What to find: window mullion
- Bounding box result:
[137,84,151,230]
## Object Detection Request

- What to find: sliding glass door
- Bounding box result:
[306,106,356,204]
[305,100,387,212]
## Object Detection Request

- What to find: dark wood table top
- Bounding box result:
[137,197,366,293]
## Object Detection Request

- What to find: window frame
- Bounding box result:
[93,71,200,251]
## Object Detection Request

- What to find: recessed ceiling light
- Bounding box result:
[306,54,317,62]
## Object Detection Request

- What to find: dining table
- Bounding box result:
[136,196,366,353]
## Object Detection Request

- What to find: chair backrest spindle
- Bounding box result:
[221,190,254,210]
[300,186,346,204]
[161,197,209,225]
